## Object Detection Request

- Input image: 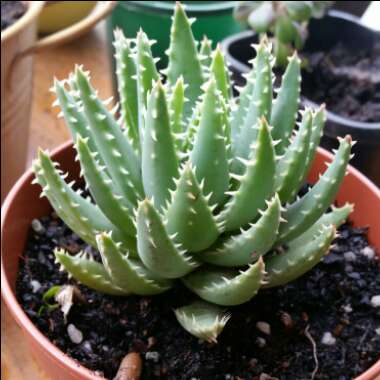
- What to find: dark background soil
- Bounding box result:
[16,212,380,380]
[301,42,380,123]
[1,1,26,31]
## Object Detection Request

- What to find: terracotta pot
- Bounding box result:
[0,1,116,203]
[1,141,380,380]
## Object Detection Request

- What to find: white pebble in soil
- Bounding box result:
[375,327,380,336]
[343,304,353,313]
[256,321,271,335]
[370,295,380,308]
[343,251,356,262]
[30,280,41,293]
[361,246,375,260]
[145,351,160,363]
[31,219,45,234]
[67,324,83,344]
[321,332,336,346]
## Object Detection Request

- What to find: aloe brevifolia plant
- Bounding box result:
[234,1,333,66]
[33,2,354,343]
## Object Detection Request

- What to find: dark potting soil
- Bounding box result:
[302,42,380,123]
[16,213,380,380]
[1,1,26,31]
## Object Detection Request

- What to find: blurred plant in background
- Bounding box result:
[234,1,334,66]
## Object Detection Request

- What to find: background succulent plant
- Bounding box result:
[33,2,353,342]
[234,1,334,66]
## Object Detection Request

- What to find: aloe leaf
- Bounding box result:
[233,40,273,171]
[287,203,353,247]
[277,136,353,243]
[199,36,213,74]
[33,150,136,254]
[113,29,140,153]
[164,163,219,252]
[75,135,136,235]
[142,81,179,211]
[190,79,230,206]
[54,249,129,296]
[165,2,204,118]
[219,118,275,232]
[270,53,301,154]
[210,45,232,101]
[96,232,172,295]
[74,67,143,206]
[137,199,200,279]
[275,108,313,203]
[202,194,281,267]
[183,258,266,306]
[174,301,230,342]
[265,224,336,288]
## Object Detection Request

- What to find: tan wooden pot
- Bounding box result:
[0,0,116,203]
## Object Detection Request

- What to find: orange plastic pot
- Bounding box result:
[1,141,380,380]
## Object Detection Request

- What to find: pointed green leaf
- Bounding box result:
[277,136,353,243]
[96,232,172,295]
[287,203,353,247]
[199,36,213,73]
[234,40,273,171]
[190,79,230,206]
[74,67,143,206]
[271,53,301,153]
[230,78,254,147]
[114,29,140,152]
[265,224,336,288]
[165,163,219,252]
[33,150,136,254]
[219,118,276,231]
[142,81,179,211]
[183,258,265,306]
[174,301,230,342]
[166,3,204,118]
[53,79,92,146]
[169,76,185,138]
[275,108,313,203]
[135,29,160,142]
[137,199,199,279]
[54,249,129,296]
[301,105,326,182]
[75,135,136,236]
[210,45,232,101]
[202,194,281,266]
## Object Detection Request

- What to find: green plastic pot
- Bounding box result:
[106,1,241,68]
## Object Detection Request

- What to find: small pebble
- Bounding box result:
[145,351,160,363]
[343,304,353,313]
[344,251,356,262]
[31,219,45,234]
[67,324,83,344]
[30,280,41,293]
[370,295,380,308]
[255,337,266,348]
[256,321,271,335]
[321,332,336,346]
[361,246,375,260]
[375,327,380,336]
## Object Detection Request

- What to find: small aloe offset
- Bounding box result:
[33,2,353,342]
[234,1,333,66]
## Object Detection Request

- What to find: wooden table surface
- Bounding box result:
[1,22,112,380]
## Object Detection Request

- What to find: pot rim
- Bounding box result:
[220,11,380,131]
[118,1,236,15]
[1,1,45,43]
[1,140,380,380]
